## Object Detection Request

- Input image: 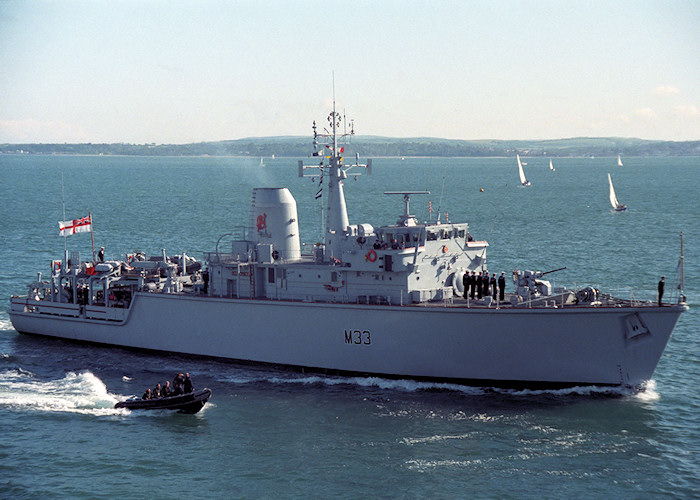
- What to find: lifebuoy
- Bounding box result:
[442,245,448,253]
[366,249,377,262]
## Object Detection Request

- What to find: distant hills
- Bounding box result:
[2,136,699,157]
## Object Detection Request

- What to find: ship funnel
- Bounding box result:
[249,188,301,262]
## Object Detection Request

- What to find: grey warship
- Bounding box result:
[9,102,688,389]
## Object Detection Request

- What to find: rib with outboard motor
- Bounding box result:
[115,388,212,414]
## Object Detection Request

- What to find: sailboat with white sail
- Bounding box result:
[617,154,623,167]
[549,159,555,171]
[517,154,531,186]
[608,173,627,211]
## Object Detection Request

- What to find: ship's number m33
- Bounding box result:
[345,329,371,345]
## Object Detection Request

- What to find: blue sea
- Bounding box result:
[1,154,698,498]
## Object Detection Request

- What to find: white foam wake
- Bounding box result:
[0,314,15,332]
[220,371,648,397]
[0,369,125,415]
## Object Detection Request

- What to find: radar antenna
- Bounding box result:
[384,191,431,226]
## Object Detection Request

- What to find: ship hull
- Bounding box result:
[10,293,686,388]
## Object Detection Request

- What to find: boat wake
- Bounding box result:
[502,380,658,400]
[220,371,653,399]
[0,369,125,415]
[0,315,14,332]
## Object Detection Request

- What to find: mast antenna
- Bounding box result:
[679,231,685,303]
[435,160,447,223]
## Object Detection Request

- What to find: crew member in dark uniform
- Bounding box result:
[160,381,172,398]
[142,388,152,400]
[482,271,490,298]
[490,273,497,299]
[462,272,470,300]
[153,383,162,399]
[183,373,194,394]
[470,271,476,299]
[172,373,185,396]
[476,272,483,299]
[97,246,105,262]
[498,272,506,301]
[658,276,665,305]
[202,268,209,295]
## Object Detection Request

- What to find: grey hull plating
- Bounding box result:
[10,293,686,388]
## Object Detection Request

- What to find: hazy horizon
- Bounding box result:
[2,134,698,147]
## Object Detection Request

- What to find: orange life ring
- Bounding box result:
[442,245,448,253]
[366,249,377,262]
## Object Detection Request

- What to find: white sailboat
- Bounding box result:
[549,159,555,171]
[517,154,530,186]
[608,173,627,211]
[260,157,265,167]
[617,154,623,167]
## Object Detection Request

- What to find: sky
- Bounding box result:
[1,0,698,144]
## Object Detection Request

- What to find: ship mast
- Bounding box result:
[325,101,349,249]
[299,98,371,260]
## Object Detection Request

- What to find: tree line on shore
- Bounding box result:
[2,136,698,157]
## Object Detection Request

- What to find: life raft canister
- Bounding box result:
[366,249,377,262]
[452,269,466,297]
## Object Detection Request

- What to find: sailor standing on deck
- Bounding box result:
[202,268,210,295]
[476,272,483,299]
[470,271,477,299]
[97,247,105,262]
[482,271,491,298]
[658,276,665,305]
[491,273,497,299]
[462,272,470,300]
[498,272,506,301]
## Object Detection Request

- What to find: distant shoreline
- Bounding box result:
[2,136,698,157]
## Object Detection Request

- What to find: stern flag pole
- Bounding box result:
[61,172,67,268]
[90,212,96,263]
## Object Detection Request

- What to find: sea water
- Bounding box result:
[0,155,698,498]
